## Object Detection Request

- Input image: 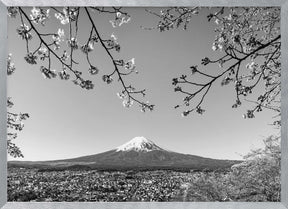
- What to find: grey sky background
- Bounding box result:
[7,7,279,161]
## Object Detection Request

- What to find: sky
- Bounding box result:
[7,7,280,161]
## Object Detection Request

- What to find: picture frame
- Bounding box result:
[0,0,287,209]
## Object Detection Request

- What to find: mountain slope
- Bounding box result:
[8,136,240,171]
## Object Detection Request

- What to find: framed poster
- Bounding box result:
[0,0,287,209]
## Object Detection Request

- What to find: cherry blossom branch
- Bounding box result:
[173,33,280,116]
[85,7,154,111]
[19,7,95,89]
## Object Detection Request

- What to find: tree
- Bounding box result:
[5,5,282,202]
[8,7,281,121]
[179,136,280,202]
[6,7,281,158]
[147,7,281,202]
[7,7,155,158]
[7,54,29,158]
[148,7,280,123]
[8,7,154,112]
[230,135,280,201]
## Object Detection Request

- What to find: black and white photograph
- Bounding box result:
[6,6,281,202]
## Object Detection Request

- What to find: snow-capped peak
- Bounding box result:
[116,136,163,152]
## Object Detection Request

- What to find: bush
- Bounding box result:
[182,135,280,202]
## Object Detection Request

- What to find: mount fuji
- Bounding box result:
[9,136,240,171]
[116,136,164,152]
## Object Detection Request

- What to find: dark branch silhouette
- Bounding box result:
[15,7,153,112]
[148,7,280,122]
